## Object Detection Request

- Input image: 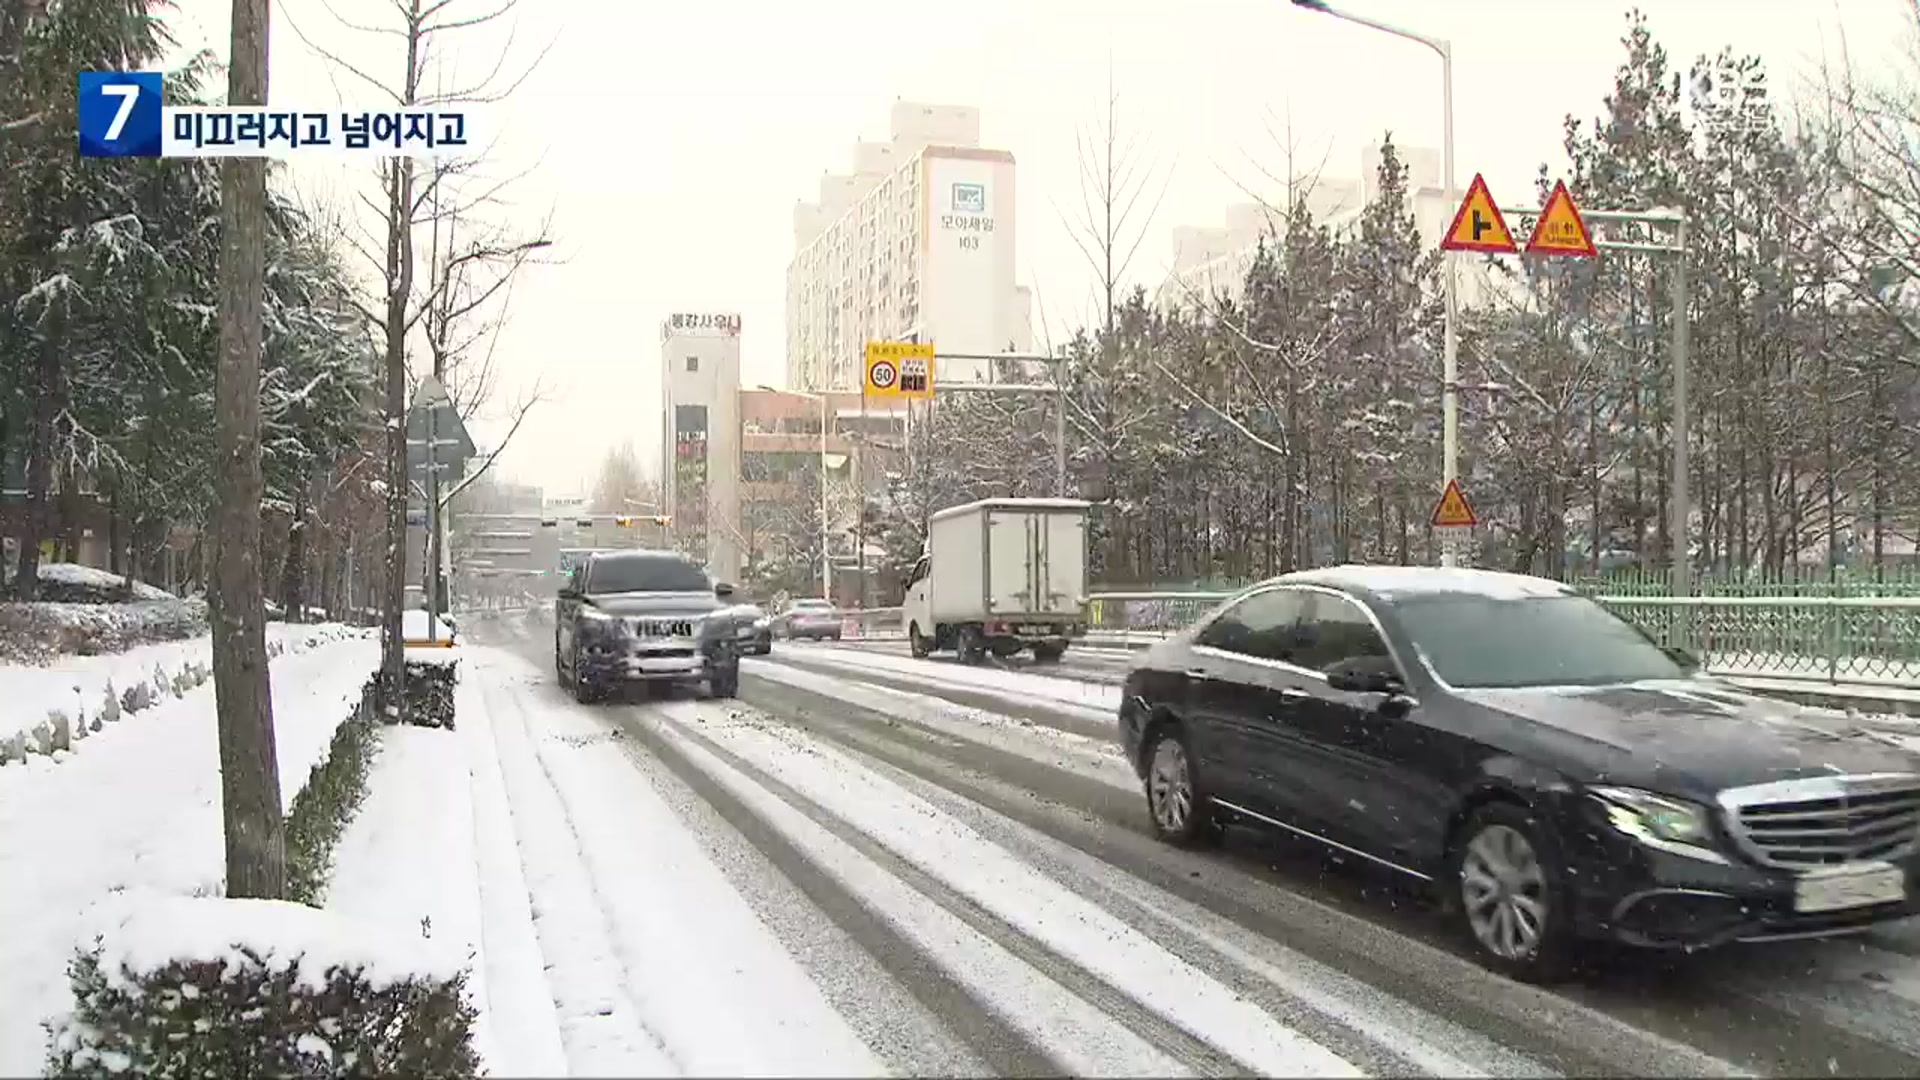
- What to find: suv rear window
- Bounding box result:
[586,556,710,595]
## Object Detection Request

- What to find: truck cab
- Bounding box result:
[902,498,1090,664]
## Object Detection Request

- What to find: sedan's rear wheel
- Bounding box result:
[1144,728,1221,848]
[1452,804,1574,982]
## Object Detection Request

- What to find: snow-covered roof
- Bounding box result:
[930,497,1092,523]
[1287,565,1574,601]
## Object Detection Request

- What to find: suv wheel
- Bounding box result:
[1450,803,1575,982]
[1143,727,1222,848]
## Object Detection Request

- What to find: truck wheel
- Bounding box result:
[1032,642,1065,663]
[909,622,931,658]
[958,625,986,664]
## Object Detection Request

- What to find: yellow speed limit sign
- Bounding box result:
[865,341,934,399]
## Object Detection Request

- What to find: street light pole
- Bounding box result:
[1290,0,1459,565]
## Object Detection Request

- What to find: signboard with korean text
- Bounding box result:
[661,313,742,339]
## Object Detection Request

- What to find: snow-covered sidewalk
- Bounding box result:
[0,631,379,1075]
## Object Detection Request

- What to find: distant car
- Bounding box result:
[728,603,773,655]
[1118,564,1920,982]
[553,549,742,702]
[778,598,841,642]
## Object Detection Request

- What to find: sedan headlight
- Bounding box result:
[1590,786,1727,863]
[753,616,771,629]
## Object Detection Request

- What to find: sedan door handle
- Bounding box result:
[1184,668,1208,678]
[1278,686,1311,701]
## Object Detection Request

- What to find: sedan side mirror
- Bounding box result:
[714,582,736,599]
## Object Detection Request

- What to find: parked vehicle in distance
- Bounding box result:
[902,497,1090,664]
[728,602,773,655]
[778,598,841,641]
[553,549,742,702]
[1117,564,1920,982]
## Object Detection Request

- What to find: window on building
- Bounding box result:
[685,355,699,373]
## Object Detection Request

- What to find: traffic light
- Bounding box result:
[614,516,633,527]
[539,519,557,528]
[575,518,593,528]
[653,515,671,526]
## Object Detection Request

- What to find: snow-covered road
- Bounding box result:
[434,613,1920,1078]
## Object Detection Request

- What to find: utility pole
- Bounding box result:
[210,0,285,900]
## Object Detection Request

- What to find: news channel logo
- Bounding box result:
[78,71,481,159]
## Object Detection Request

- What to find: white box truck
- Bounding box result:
[900,498,1091,663]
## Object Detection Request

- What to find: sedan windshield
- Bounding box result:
[1393,594,1686,689]
[586,556,710,595]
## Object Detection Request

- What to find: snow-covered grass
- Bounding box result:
[0,622,363,765]
[0,633,379,1075]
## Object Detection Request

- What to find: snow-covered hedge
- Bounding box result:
[285,681,383,906]
[387,651,458,729]
[47,897,479,1079]
[0,564,208,663]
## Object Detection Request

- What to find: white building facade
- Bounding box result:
[786,102,1031,392]
[1157,144,1494,310]
[659,313,745,584]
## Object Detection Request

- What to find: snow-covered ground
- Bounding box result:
[314,624,1920,1077]
[0,622,361,756]
[0,632,379,1075]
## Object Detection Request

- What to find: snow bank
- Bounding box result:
[0,634,379,1075]
[403,610,455,640]
[95,894,463,995]
[0,623,363,765]
[34,563,174,603]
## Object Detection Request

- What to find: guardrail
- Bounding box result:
[830,591,1920,689]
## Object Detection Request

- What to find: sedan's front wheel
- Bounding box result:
[1144,727,1222,848]
[1451,803,1575,983]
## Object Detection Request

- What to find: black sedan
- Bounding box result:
[1117,565,1920,982]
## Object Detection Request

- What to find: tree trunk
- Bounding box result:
[380,8,424,715]
[282,481,307,622]
[13,304,63,599]
[210,0,284,901]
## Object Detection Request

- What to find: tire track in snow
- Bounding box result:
[477,677,677,1075]
[647,699,1363,1078]
[618,702,1194,1077]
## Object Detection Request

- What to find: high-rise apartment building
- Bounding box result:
[786,101,1032,392]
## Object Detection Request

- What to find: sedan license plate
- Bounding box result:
[1794,863,1907,913]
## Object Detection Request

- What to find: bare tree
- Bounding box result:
[210,0,284,899]
[285,0,552,711]
[1055,57,1176,336]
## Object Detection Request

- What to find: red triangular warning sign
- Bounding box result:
[1431,479,1478,528]
[1440,174,1517,255]
[1524,181,1598,257]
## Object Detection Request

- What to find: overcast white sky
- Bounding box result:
[166,0,1906,495]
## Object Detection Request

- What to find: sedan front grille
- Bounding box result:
[1719,773,1920,868]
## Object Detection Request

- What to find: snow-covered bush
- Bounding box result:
[286,683,383,905]
[386,653,458,729]
[47,897,479,1079]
